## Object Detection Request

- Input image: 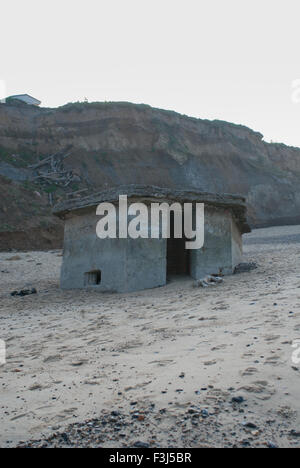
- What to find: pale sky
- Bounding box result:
[1,0,300,147]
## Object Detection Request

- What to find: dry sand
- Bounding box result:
[0,225,300,448]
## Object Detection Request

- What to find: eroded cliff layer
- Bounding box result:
[0,101,299,249]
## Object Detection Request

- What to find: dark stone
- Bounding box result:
[242,439,251,447]
[267,441,278,448]
[243,422,257,429]
[60,433,69,443]
[232,396,245,404]
[133,441,150,448]
[234,263,257,274]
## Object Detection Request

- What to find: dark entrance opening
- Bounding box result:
[167,212,190,276]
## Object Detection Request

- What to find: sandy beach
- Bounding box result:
[0,224,300,448]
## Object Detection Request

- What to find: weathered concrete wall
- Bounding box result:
[61,211,126,291]
[190,207,242,279]
[60,209,166,293]
[125,237,166,292]
[231,217,243,268]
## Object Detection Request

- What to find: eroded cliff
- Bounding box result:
[0,100,299,249]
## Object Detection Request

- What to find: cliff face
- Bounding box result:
[0,101,300,249]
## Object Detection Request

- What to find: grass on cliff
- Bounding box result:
[0,145,38,168]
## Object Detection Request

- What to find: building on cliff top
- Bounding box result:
[6,94,41,106]
[53,185,250,293]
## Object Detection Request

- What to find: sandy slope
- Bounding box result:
[0,225,300,448]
